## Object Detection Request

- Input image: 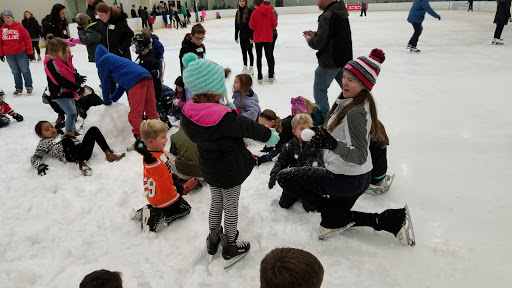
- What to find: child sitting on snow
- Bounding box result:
[232,74,261,121]
[31,121,125,176]
[0,89,23,127]
[269,114,323,211]
[255,109,291,165]
[133,119,192,233]
[167,76,193,122]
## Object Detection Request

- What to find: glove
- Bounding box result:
[76,87,85,97]
[76,73,87,85]
[265,128,280,147]
[224,102,236,109]
[134,139,157,164]
[308,126,338,150]
[438,16,441,20]
[235,38,239,43]
[28,54,35,61]
[0,56,4,62]
[37,164,48,176]
[13,113,23,122]
[268,173,277,189]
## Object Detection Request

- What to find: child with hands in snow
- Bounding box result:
[277,49,415,246]
[133,119,191,233]
[31,121,125,177]
[255,109,293,166]
[0,89,23,127]
[180,53,279,266]
[232,74,261,121]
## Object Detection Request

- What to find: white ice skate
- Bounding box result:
[141,205,151,233]
[248,66,254,76]
[410,47,420,53]
[396,204,416,246]
[365,174,395,196]
[492,38,504,45]
[241,65,249,74]
[317,222,354,240]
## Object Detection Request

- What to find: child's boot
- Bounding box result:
[79,161,93,176]
[206,227,223,256]
[221,233,250,267]
[105,149,126,162]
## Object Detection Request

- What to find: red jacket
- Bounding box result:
[0,101,16,117]
[249,5,277,43]
[0,21,33,56]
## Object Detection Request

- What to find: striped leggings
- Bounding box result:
[209,185,241,242]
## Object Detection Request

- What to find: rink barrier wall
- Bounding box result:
[49,1,498,47]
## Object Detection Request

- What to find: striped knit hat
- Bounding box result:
[343,49,386,91]
[182,53,228,97]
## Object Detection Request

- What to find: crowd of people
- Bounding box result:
[2,0,511,286]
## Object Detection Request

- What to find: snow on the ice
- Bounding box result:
[1,10,511,288]
[301,128,316,142]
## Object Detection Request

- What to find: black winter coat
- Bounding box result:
[87,0,104,23]
[101,13,134,60]
[78,22,105,62]
[494,0,510,26]
[42,15,69,40]
[179,33,206,72]
[235,8,254,40]
[181,101,271,188]
[22,17,42,40]
[136,52,162,101]
[270,137,324,180]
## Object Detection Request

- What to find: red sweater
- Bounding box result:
[249,5,277,43]
[0,22,33,56]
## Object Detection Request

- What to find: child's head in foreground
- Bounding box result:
[291,114,313,141]
[35,121,57,139]
[79,269,123,288]
[260,247,324,288]
[140,119,168,150]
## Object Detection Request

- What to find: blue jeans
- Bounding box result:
[55,98,77,132]
[313,66,343,119]
[408,22,423,47]
[5,52,33,91]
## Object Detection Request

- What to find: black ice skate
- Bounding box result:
[220,234,250,268]
[317,222,355,240]
[132,204,154,221]
[206,227,223,261]
[366,174,395,196]
[141,206,165,233]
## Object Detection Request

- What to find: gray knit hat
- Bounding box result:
[2,10,14,19]
[75,13,91,27]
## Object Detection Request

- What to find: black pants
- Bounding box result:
[360,10,366,17]
[494,23,505,39]
[62,126,111,162]
[408,22,423,47]
[160,196,191,224]
[142,19,148,28]
[255,42,274,80]
[239,37,254,66]
[174,15,183,28]
[468,2,473,10]
[271,33,277,68]
[31,41,40,56]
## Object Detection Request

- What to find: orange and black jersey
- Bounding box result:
[143,150,180,208]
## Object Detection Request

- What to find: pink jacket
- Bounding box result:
[44,54,79,99]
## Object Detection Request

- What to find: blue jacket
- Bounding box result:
[95,45,151,105]
[232,90,261,121]
[407,0,440,23]
[150,34,165,60]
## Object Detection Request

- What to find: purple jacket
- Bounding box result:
[232,90,261,121]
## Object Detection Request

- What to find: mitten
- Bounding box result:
[0,56,4,62]
[13,113,23,122]
[438,15,441,20]
[265,128,280,147]
[134,139,157,164]
[268,173,277,189]
[37,164,48,176]
[224,102,236,109]
[308,126,338,150]
[249,39,254,44]
[76,87,85,97]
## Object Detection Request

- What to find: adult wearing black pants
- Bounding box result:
[141,7,149,29]
[235,0,254,75]
[467,0,474,11]
[249,0,277,84]
[492,0,509,45]
[406,0,440,53]
[22,11,42,61]
[360,1,367,17]
[264,1,278,80]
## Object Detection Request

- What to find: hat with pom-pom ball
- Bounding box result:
[182,53,228,96]
[343,48,386,91]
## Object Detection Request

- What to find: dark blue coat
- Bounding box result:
[407,0,440,23]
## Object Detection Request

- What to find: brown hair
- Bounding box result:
[260,248,324,288]
[141,28,152,35]
[95,2,122,18]
[291,113,313,130]
[191,23,206,35]
[140,119,168,143]
[192,93,220,104]
[260,109,282,133]
[45,34,69,56]
[34,121,51,138]
[237,0,250,24]
[79,269,123,288]
[372,119,389,148]
[325,90,380,141]
[234,74,252,102]
[253,0,264,6]
[24,11,34,18]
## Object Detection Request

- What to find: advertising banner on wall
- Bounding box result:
[347,4,368,11]
[450,1,469,10]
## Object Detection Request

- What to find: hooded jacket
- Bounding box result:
[179,33,206,72]
[44,54,80,100]
[248,5,277,43]
[101,12,134,60]
[181,100,271,188]
[21,17,42,40]
[0,21,33,56]
[78,21,104,62]
[149,34,164,60]
[407,0,440,23]
[95,45,151,104]
[232,90,261,121]
[308,0,352,68]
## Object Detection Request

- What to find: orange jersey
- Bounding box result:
[143,150,180,208]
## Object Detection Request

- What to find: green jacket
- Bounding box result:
[170,129,202,178]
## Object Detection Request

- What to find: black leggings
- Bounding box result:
[239,38,254,66]
[62,126,111,162]
[32,41,40,56]
[255,42,274,80]
[494,23,505,39]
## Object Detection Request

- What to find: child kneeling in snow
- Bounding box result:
[0,89,23,127]
[133,119,191,233]
[31,121,125,176]
[269,114,323,212]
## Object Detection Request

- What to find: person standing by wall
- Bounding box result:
[467,0,474,12]
[235,0,254,75]
[131,4,137,18]
[22,11,42,61]
[303,0,352,120]
[361,1,367,17]
[406,0,441,53]
[141,7,149,29]
[1,10,34,95]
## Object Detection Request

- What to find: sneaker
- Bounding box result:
[396,205,416,246]
[27,89,33,94]
[221,234,250,268]
[317,222,354,240]
[241,65,249,74]
[13,90,22,95]
[248,66,254,76]
[206,227,223,256]
[410,47,420,53]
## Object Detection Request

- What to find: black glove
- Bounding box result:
[76,73,87,85]
[134,139,157,164]
[438,16,441,20]
[0,56,4,62]
[172,173,185,195]
[28,54,35,61]
[37,164,48,176]
[269,173,277,189]
[309,126,338,150]
[13,113,23,122]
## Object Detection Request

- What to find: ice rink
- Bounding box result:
[1,9,511,288]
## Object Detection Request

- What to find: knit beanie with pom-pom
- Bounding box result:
[181,53,228,97]
[343,49,386,91]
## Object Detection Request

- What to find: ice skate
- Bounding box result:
[410,47,420,53]
[182,178,200,195]
[263,74,276,83]
[37,55,42,61]
[257,79,263,85]
[132,204,153,221]
[248,66,254,76]
[492,38,503,45]
[396,204,416,246]
[365,174,395,196]
[206,227,223,260]
[317,222,354,240]
[406,44,412,49]
[221,233,250,268]
[141,206,165,233]
[27,89,33,94]
[241,65,249,74]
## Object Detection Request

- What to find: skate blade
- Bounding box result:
[141,207,151,234]
[397,204,416,246]
[223,252,249,269]
[384,174,395,192]
[132,209,142,221]
[317,223,354,240]
[365,185,385,196]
